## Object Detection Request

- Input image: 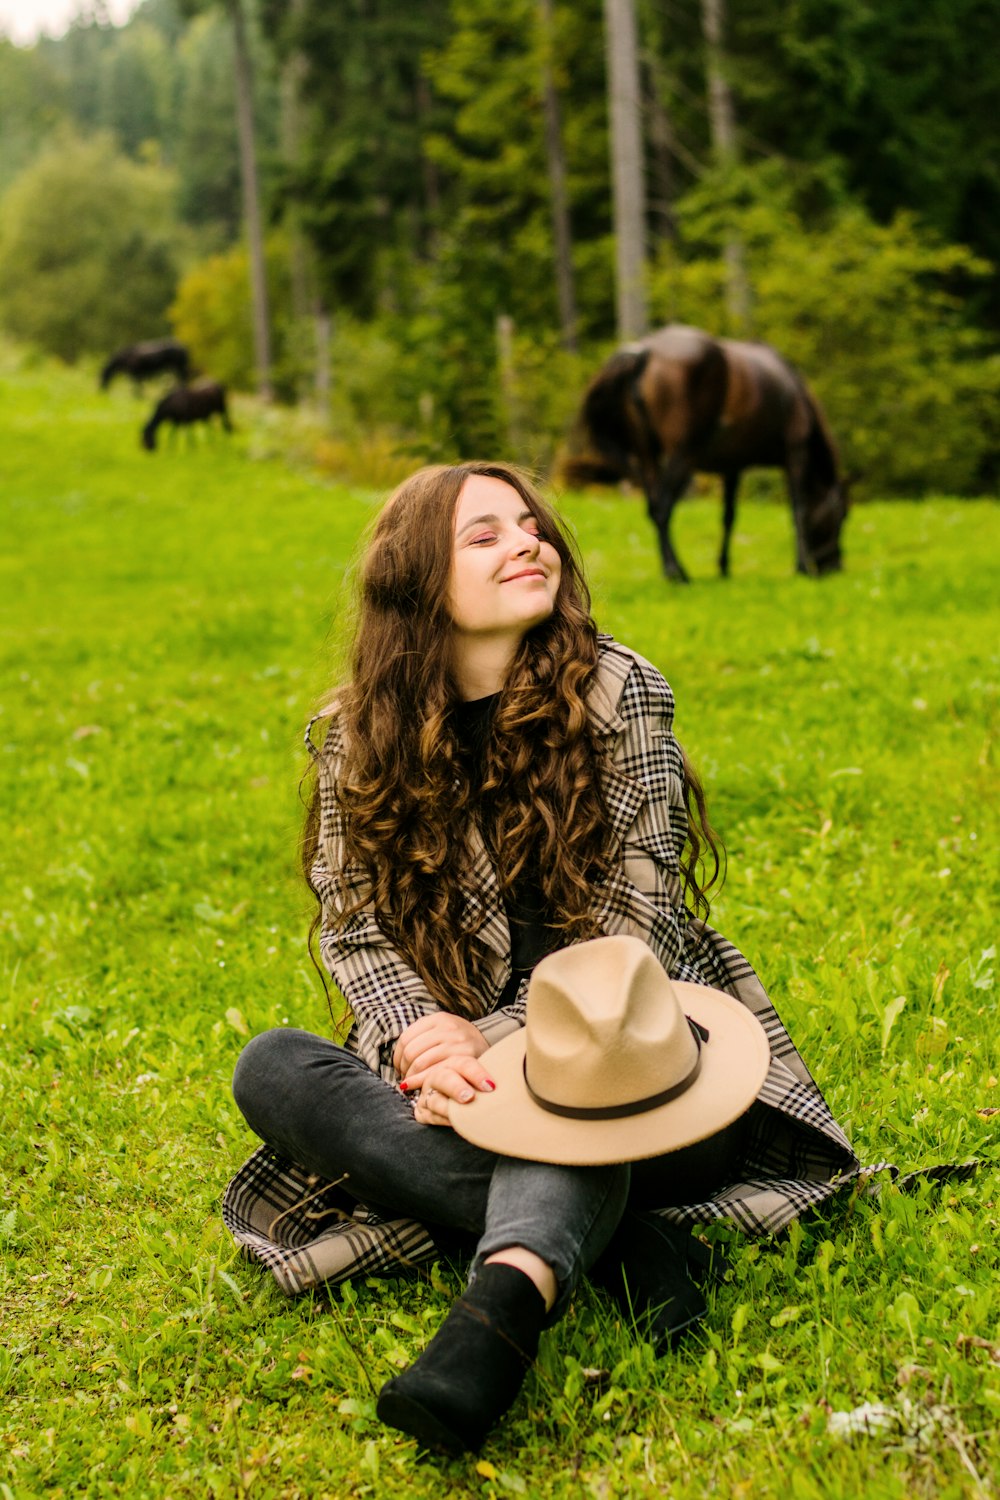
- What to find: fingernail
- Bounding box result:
[479,1079,496,1091]
[459,1088,474,1102]
[399,1081,410,1093]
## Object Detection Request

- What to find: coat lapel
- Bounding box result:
[588,637,629,737]
[590,639,648,839]
[461,823,511,960]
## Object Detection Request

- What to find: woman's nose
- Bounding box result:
[512,528,540,557]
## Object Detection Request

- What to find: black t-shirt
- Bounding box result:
[450,694,558,999]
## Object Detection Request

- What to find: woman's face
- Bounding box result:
[448,475,562,644]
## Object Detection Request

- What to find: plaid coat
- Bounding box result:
[223,636,859,1295]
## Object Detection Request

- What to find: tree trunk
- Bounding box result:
[314,308,331,411]
[603,0,647,340]
[537,0,578,353]
[701,0,737,156]
[496,313,525,459]
[699,0,751,332]
[279,17,311,325]
[415,74,441,257]
[227,0,273,401]
[643,50,680,245]
[279,0,331,414]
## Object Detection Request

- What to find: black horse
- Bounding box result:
[564,324,849,581]
[142,382,232,451]
[101,339,191,392]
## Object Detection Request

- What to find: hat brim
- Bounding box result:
[449,981,771,1165]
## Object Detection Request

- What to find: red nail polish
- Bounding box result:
[483,1079,496,1091]
[399,1081,410,1093]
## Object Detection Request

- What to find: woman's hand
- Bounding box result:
[410,1057,496,1128]
[393,1012,489,1086]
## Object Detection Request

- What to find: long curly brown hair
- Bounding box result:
[302,462,722,1017]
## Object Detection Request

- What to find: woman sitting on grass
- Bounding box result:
[227,461,857,1454]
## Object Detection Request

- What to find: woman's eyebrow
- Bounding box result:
[456,510,534,537]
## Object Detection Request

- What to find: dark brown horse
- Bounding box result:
[565,324,848,581]
[141,381,232,451]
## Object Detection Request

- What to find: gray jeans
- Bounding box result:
[233,1028,741,1322]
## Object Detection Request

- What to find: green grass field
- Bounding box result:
[2,347,998,1498]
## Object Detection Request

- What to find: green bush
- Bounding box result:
[0,132,181,363]
[312,274,595,470]
[169,232,304,400]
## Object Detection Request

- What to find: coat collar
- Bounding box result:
[587,634,629,736]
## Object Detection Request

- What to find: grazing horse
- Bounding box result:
[564,324,848,580]
[141,382,232,451]
[101,339,191,392]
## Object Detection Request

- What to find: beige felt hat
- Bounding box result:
[449,935,771,1165]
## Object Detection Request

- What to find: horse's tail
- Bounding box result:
[563,347,652,486]
[560,455,630,486]
[100,357,119,390]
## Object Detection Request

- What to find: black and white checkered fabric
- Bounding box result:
[222,1145,438,1296]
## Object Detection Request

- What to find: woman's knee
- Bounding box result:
[231,1026,320,1123]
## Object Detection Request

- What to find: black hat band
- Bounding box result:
[522,1017,707,1122]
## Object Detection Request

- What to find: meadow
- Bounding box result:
[1,347,997,1498]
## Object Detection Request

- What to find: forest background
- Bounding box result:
[1,0,999,494]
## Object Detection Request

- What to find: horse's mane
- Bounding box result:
[802,386,840,489]
[773,352,839,490]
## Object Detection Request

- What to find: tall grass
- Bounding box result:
[1,348,997,1497]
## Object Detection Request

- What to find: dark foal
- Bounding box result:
[141,381,232,451]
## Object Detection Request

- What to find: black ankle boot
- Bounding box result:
[376,1263,547,1454]
[590,1212,714,1354]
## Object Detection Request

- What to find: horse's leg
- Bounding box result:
[647,457,692,583]
[719,472,740,578]
[785,449,814,575]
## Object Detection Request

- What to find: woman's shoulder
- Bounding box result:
[594,634,674,719]
[596,633,670,682]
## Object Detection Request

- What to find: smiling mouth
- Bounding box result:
[502,569,547,583]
